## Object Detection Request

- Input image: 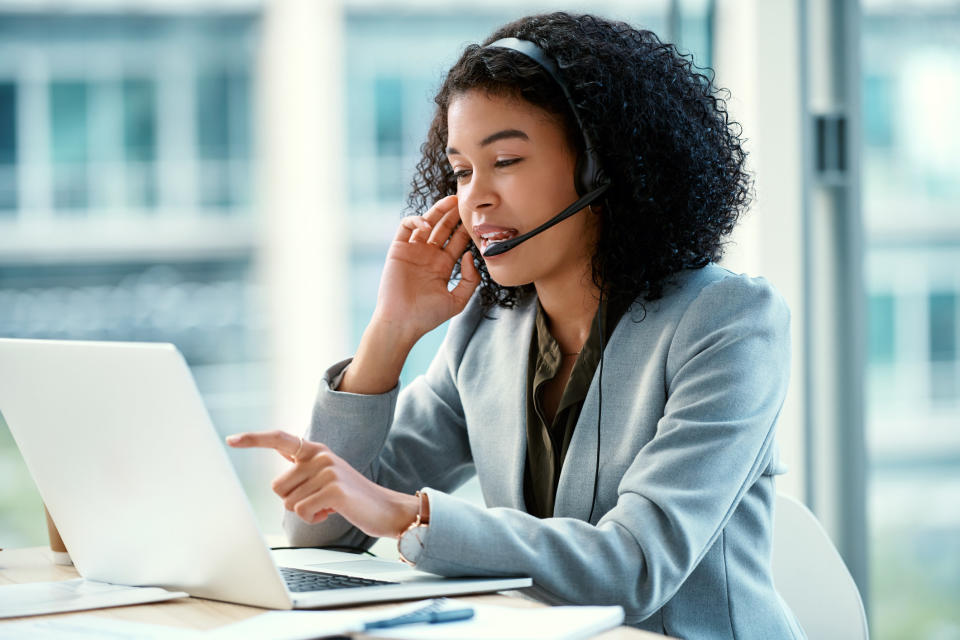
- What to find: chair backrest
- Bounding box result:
[772,493,869,640]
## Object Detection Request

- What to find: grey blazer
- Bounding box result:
[285,264,806,639]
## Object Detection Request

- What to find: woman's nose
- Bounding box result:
[460,173,498,212]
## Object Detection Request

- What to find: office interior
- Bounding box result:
[0,0,956,638]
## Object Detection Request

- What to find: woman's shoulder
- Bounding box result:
[618,264,790,337]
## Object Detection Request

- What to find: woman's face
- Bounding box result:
[446,90,597,289]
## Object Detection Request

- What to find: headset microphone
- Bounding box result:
[481,37,611,259]
[481,183,609,257]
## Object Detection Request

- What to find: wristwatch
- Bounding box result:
[397,490,430,566]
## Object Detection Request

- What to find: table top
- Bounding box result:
[0,547,661,638]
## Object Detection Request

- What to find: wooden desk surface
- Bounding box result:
[0,547,660,638]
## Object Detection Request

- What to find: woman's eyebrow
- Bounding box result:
[445,128,530,156]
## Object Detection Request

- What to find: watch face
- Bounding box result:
[398,524,427,565]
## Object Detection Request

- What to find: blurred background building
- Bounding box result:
[0,1,956,638]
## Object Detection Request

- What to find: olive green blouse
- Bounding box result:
[523,297,627,519]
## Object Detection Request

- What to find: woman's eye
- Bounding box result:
[495,158,522,168]
[453,169,472,182]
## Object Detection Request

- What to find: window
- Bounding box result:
[864,74,894,149]
[122,78,158,210]
[0,13,263,550]
[0,81,16,214]
[374,75,405,201]
[929,292,957,402]
[196,68,251,210]
[50,80,89,212]
[862,2,960,636]
[868,293,895,364]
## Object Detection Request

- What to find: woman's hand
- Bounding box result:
[375,194,479,337]
[226,430,418,539]
[338,195,480,395]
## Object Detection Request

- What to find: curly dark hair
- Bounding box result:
[407,11,751,310]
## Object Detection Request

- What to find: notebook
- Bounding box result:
[0,338,531,610]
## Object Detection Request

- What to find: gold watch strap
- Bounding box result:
[397,490,429,566]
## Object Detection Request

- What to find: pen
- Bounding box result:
[363,603,475,630]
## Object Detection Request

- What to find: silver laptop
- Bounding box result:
[0,338,531,609]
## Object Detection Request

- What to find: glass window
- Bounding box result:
[0,15,264,550]
[0,81,16,213]
[864,74,894,148]
[50,80,89,212]
[122,78,158,209]
[374,75,405,201]
[929,292,957,363]
[676,0,713,68]
[197,70,230,161]
[868,293,895,364]
[196,68,251,210]
[862,2,960,636]
[374,75,403,156]
[929,292,957,402]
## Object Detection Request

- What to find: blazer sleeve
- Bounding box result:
[411,274,791,620]
[282,299,483,549]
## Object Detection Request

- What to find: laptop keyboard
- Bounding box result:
[279,566,397,593]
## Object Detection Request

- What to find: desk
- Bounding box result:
[0,547,661,638]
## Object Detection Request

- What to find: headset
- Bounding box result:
[481,37,607,524]
[479,37,611,258]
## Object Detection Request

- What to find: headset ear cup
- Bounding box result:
[574,155,587,196]
[576,151,603,195]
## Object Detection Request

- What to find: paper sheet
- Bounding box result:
[208,599,625,640]
[362,602,626,640]
[0,616,200,639]
[0,578,188,619]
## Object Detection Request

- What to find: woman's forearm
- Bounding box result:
[337,317,421,395]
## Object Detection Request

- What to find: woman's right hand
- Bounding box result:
[373,195,479,340]
[337,195,479,395]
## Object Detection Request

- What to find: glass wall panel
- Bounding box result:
[50,80,89,212]
[122,78,158,210]
[862,1,960,637]
[0,13,264,548]
[197,68,251,210]
[0,81,16,213]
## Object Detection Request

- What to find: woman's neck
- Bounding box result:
[534,270,601,356]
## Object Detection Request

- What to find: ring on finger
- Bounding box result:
[293,436,304,461]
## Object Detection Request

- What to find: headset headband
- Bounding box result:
[483,37,608,194]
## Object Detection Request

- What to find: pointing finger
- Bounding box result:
[226,430,304,460]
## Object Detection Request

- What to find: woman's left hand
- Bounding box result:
[226,430,418,539]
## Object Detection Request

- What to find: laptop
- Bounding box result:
[0,338,531,609]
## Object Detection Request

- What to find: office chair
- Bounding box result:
[772,493,870,640]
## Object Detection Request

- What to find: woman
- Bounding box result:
[228,12,805,638]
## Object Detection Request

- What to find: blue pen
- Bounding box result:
[363,600,475,630]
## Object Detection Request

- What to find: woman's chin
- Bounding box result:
[486,267,533,289]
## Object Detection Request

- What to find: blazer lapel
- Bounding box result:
[553,319,624,522]
[467,294,536,512]
[503,297,536,511]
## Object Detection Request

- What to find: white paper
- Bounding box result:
[206,599,430,640]
[0,615,200,639]
[0,579,189,619]
[207,599,625,640]
[362,602,626,640]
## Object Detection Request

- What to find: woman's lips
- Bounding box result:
[473,224,519,254]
